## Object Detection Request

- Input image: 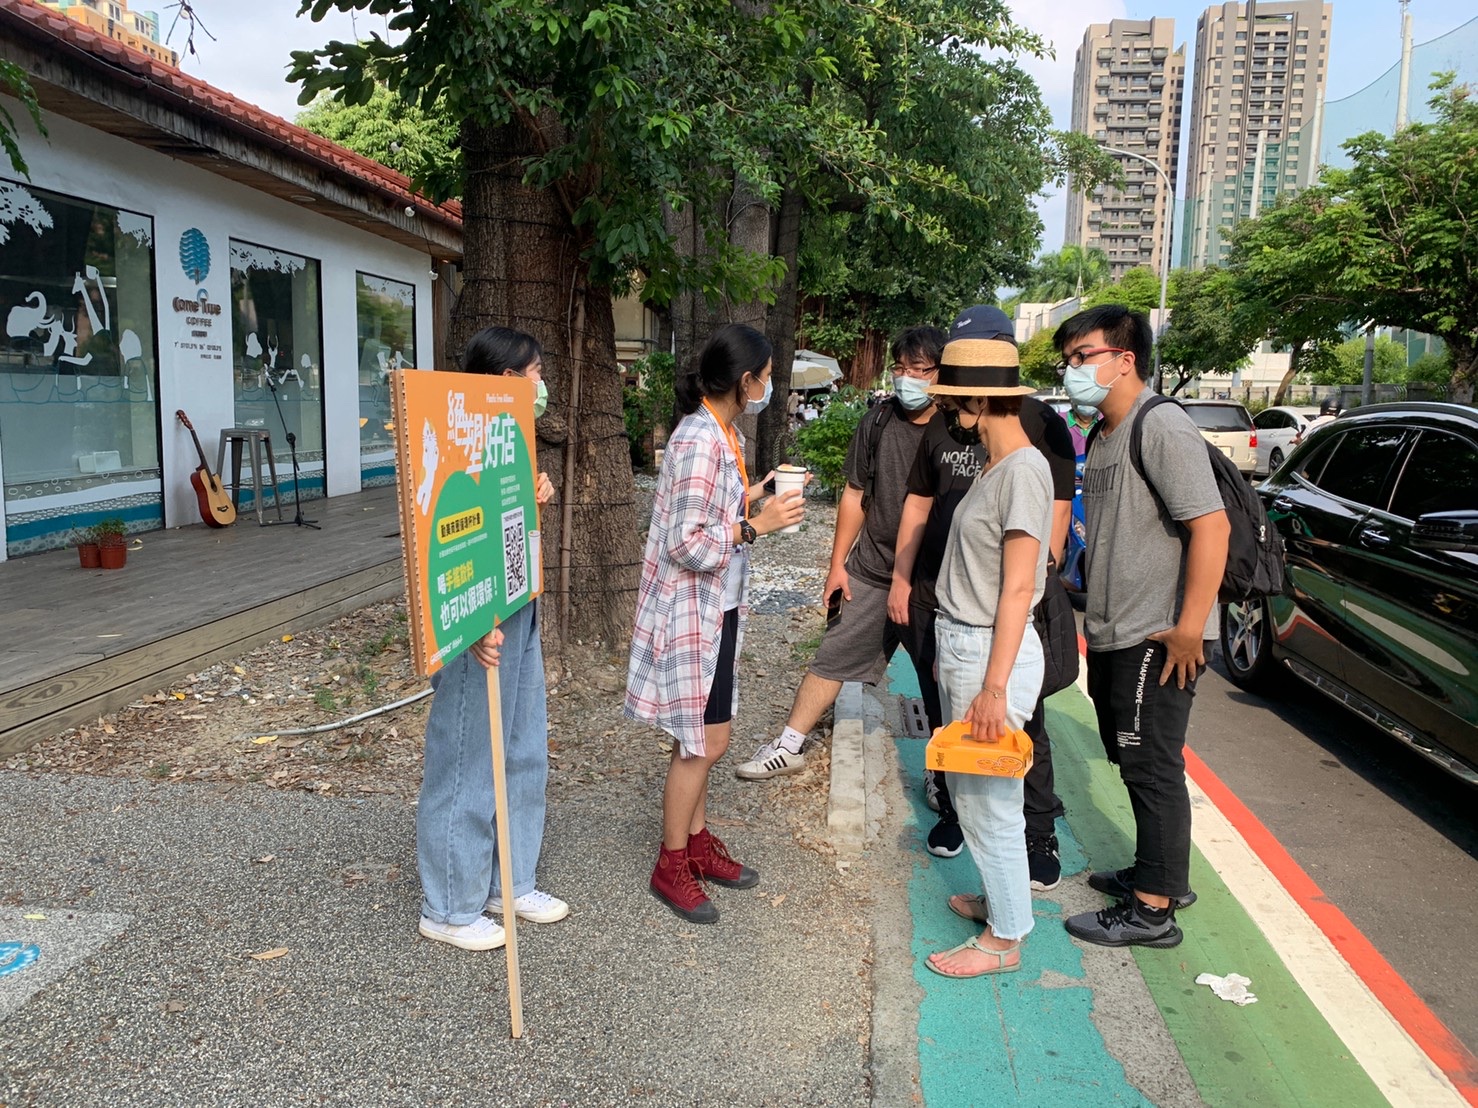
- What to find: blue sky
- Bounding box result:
[178,1,1477,259]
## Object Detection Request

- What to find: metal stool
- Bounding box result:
[216,428,284,525]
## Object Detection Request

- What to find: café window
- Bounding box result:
[355,272,416,487]
[0,181,161,555]
[230,240,325,503]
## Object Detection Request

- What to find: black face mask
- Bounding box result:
[945,409,979,447]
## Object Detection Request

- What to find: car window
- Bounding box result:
[1387,430,1478,520]
[1184,405,1252,432]
[1253,410,1284,430]
[1310,426,1409,508]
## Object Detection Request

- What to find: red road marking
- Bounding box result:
[1184,746,1478,1104]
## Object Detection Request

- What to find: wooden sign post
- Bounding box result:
[389,368,542,1039]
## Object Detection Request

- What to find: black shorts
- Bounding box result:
[703,608,740,725]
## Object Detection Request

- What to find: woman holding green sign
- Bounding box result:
[626,324,806,924]
[416,326,564,952]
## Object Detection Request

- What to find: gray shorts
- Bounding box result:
[808,574,903,686]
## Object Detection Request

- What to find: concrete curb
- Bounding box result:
[826,681,870,854]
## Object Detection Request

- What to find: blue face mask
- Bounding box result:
[893,374,933,411]
[745,375,773,415]
[1063,361,1114,410]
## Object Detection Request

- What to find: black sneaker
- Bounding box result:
[1065,899,1183,949]
[926,813,964,858]
[1087,866,1197,910]
[1027,834,1061,891]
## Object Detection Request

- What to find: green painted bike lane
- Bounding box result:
[885,654,1386,1107]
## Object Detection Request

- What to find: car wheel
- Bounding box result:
[1269,447,1285,471]
[1220,596,1277,691]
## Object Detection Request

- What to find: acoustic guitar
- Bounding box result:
[176,410,237,527]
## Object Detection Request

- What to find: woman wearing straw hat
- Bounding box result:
[922,331,1055,977]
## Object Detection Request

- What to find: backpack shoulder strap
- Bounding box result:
[858,400,897,508]
[1127,394,1177,516]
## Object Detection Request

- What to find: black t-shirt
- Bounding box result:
[842,399,929,587]
[904,397,1076,609]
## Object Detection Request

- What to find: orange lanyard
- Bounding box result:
[702,398,749,511]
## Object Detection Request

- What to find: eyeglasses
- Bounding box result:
[891,363,939,379]
[1059,347,1128,370]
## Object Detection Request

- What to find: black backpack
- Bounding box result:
[853,399,899,511]
[1087,395,1286,603]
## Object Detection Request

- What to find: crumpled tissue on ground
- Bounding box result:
[1195,972,1258,1006]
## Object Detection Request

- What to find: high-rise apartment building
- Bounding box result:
[1181,1,1332,269]
[1065,19,1186,281]
[41,0,177,66]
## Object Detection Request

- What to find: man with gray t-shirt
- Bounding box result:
[1052,305,1230,950]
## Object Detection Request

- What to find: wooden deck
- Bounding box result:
[0,487,406,756]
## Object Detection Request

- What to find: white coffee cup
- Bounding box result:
[772,465,807,533]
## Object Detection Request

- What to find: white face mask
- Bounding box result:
[745,375,773,415]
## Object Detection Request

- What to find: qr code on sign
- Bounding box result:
[502,507,529,604]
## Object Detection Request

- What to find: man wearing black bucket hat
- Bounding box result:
[890,307,1075,887]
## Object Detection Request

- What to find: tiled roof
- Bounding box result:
[0,0,462,233]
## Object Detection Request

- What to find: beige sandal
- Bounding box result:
[925,935,1021,978]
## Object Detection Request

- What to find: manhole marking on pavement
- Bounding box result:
[0,943,40,978]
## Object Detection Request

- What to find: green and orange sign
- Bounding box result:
[390,369,542,677]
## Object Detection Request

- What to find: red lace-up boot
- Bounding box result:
[688,827,760,889]
[649,843,718,923]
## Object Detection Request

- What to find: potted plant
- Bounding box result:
[71,527,101,569]
[95,517,128,570]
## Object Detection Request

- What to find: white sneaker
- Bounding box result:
[484,889,570,924]
[735,740,806,780]
[418,914,506,951]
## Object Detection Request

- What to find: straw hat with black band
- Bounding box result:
[927,305,1036,398]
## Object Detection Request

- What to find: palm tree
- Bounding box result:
[1021,245,1109,303]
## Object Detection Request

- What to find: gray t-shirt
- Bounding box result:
[1082,389,1224,651]
[935,447,1053,628]
[843,402,928,587]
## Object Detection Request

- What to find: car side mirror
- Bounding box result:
[1412,510,1478,553]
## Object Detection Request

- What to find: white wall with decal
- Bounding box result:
[0,94,436,556]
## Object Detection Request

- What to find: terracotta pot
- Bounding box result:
[99,540,127,570]
[77,543,102,569]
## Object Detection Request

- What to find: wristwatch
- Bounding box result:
[739,518,759,545]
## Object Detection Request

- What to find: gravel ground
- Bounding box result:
[0,489,878,1107]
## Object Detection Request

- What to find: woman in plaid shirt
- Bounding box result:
[626,325,805,923]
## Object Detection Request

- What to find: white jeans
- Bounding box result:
[934,614,1045,941]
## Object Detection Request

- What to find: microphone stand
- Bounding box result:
[264,372,320,529]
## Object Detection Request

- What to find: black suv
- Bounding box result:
[1219,402,1478,784]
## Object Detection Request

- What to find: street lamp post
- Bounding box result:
[1100,145,1174,392]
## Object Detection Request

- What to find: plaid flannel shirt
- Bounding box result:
[624,406,749,756]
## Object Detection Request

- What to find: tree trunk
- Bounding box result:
[1444,335,1476,405]
[1273,341,1304,406]
[757,184,804,473]
[454,119,641,664]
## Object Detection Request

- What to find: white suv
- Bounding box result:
[1179,400,1256,478]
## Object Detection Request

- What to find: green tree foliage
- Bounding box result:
[1407,347,1453,384]
[794,391,866,495]
[1229,76,1478,403]
[1157,267,1254,395]
[1319,335,1408,386]
[622,351,676,467]
[1082,266,1162,315]
[1,59,46,178]
[1017,329,1060,389]
[796,8,1114,357]
[296,85,457,188]
[1017,245,1110,303]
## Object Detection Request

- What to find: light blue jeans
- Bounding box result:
[934,613,1045,942]
[417,601,549,925]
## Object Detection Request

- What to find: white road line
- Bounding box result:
[1071,665,1465,1106]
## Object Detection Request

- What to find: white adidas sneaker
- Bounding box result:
[734,740,806,780]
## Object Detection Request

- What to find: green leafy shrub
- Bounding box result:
[794,390,866,494]
[623,351,677,468]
